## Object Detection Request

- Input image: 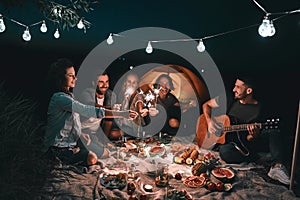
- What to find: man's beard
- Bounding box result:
[96,86,107,95]
[234,92,247,100]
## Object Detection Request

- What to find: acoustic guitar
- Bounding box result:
[195,114,280,150]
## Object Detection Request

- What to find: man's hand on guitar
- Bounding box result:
[207,118,222,136]
[246,124,260,141]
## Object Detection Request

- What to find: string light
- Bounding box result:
[146,41,153,54]
[54,28,60,39]
[252,0,298,37]
[22,27,31,41]
[196,39,205,52]
[258,16,272,37]
[108,2,299,53]
[106,33,114,45]
[0,14,5,32]
[0,0,97,42]
[40,20,47,33]
[77,19,84,29]
[0,0,299,44]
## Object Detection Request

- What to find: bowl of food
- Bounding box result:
[149,146,166,157]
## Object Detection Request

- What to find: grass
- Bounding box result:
[0,85,50,200]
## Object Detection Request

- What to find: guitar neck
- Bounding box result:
[223,123,262,132]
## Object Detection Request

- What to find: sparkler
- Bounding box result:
[143,84,162,108]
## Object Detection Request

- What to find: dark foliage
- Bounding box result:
[0,83,51,200]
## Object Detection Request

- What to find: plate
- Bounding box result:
[100,172,127,189]
[149,146,166,157]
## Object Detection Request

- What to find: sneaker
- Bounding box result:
[267,164,290,185]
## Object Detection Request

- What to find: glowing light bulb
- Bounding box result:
[129,66,133,70]
[54,28,60,39]
[146,41,153,54]
[22,27,31,41]
[258,17,271,37]
[40,20,47,33]
[53,8,58,15]
[77,19,84,29]
[268,21,276,37]
[197,39,205,52]
[58,9,62,18]
[0,14,6,33]
[106,33,114,45]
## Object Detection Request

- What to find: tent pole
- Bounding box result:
[289,100,300,190]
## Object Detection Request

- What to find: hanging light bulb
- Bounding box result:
[53,7,58,15]
[268,20,276,37]
[258,16,272,37]
[40,20,47,33]
[77,19,84,29]
[54,28,60,39]
[146,41,153,54]
[22,27,31,41]
[0,14,6,33]
[106,33,114,45]
[197,39,205,52]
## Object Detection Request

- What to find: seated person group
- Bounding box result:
[43,58,290,185]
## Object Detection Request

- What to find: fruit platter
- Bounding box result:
[149,146,166,157]
[211,167,235,182]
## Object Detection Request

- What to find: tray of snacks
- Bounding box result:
[100,172,127,189]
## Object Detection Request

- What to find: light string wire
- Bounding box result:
[4,15,43,28]
[108,3,299,47]
[111,22,260,44]
[252,0,300,16]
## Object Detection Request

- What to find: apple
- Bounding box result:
[207,182,216,191]
[216,181,225,191]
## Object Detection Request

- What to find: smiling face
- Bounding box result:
[97,74,109,94]
[125,74,139,90]
[65,66,77,90]
[123,74,139,96]
[232,79,249,100]
[158,77,171,96]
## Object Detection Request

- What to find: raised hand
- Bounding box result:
[129,110,139,119]
[139,108,149,118]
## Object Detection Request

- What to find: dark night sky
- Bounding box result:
[0,0,299,132]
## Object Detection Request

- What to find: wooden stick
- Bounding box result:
[289,100,300,190]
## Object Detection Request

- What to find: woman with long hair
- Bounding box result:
[43,58,136,166]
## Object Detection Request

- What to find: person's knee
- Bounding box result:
[87,151,98,165]
[169,118,179,128]
[219,145,237,164]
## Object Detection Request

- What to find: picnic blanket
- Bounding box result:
[36,151,299,200]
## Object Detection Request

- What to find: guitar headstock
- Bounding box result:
[263,118,280,131]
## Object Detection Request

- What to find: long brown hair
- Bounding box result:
[46,58,74,95]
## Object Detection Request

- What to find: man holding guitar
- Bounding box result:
[197,76,290,185]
